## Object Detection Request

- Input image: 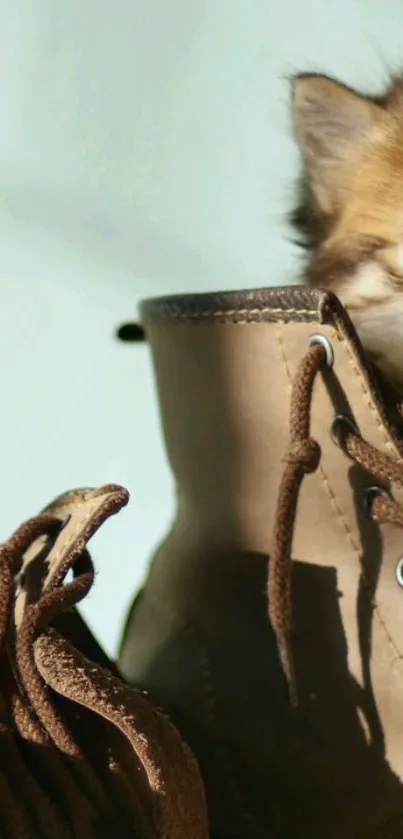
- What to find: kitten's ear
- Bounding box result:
[292,75,381,212]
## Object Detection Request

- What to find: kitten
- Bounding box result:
[292,72,403,391]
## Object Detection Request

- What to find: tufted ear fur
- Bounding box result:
[292,74,382,214]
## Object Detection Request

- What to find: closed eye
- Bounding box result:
[386,268,403,288]
[377,244,403,283]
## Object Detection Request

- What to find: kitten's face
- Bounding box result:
[293,73,403,390]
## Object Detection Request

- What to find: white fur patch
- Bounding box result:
[337,261,403,387]
[395,244,403,272]
[339,262,390,307]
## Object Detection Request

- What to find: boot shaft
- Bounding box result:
[121,285,403,838]
[140,286,403,608]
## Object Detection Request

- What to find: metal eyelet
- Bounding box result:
[308,334,334,368]
[330,414,360,448]
[363,486,392,520]
[396,558,403,587]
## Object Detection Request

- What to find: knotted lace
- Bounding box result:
[268,341,403,708]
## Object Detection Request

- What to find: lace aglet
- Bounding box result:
[277,633,299,709]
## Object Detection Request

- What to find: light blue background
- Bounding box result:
[2,0,403,656]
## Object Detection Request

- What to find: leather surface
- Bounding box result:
[121,288,403,838]
[140,283,327,323]
[8,484,209,839]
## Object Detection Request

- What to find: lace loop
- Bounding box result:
[0,501,209,838]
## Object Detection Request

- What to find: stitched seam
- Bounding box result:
[276,328,294,398]
[317,466,360,556]
[317,465,399,659]
[145,306,318,323]
[333,314,395,455]
[331,325,403,658]
[277,325,402,663]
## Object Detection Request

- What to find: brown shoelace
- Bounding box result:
[0,496,209,839]
[268,341,403,708]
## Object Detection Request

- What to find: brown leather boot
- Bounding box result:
[0,484,208,838]
[119,284,403,839]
